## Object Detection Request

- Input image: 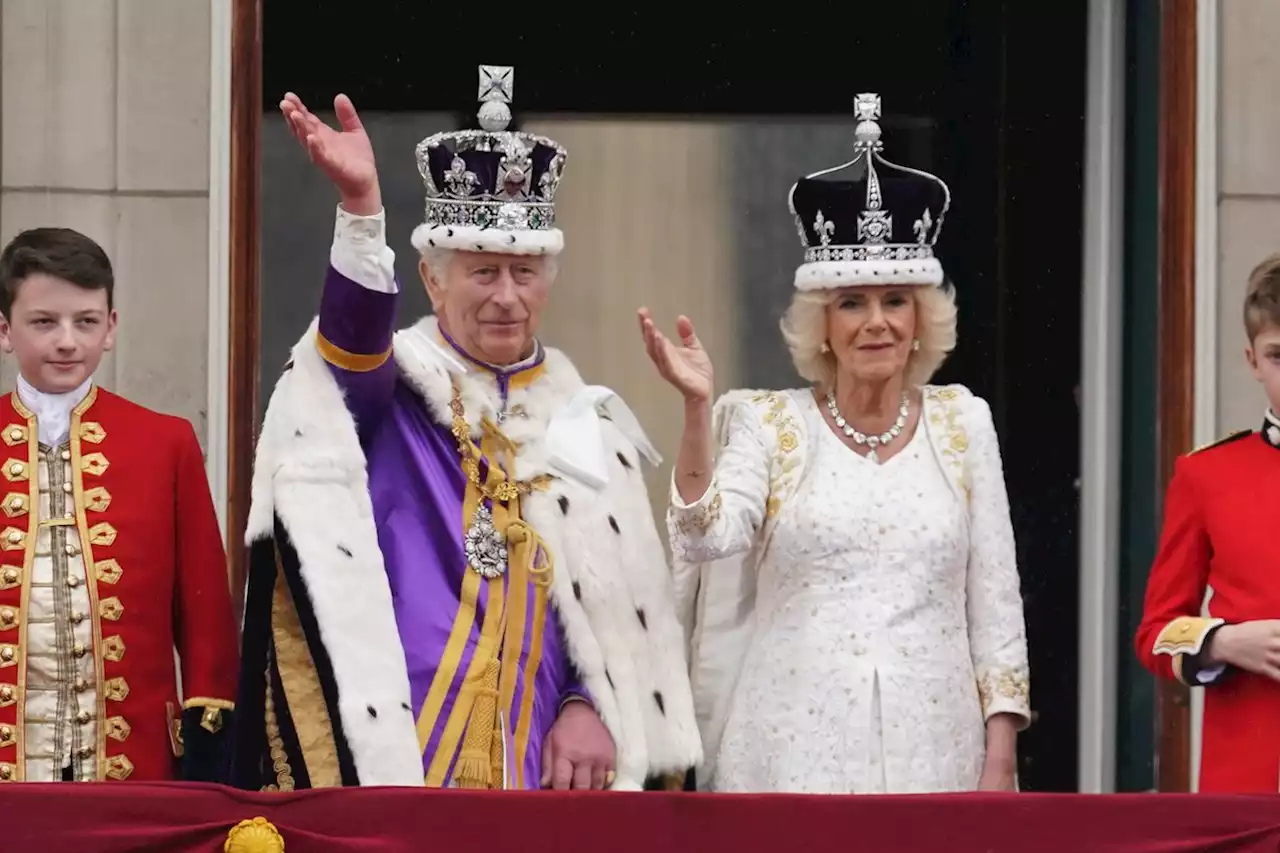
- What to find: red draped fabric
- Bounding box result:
[5,784,1280,852]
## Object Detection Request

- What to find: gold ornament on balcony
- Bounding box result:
[224,816,284,853]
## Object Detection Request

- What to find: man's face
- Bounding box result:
[421,251,550,366]
[0,273,116,394]
[1247,322,1280,414]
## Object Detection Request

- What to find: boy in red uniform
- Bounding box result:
[0,227,238,783]
[1136,252,1280,792]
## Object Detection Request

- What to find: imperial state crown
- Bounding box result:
[788,93,951,290]
[410,64,568,257]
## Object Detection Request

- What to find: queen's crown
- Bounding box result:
[789,93,951,272]
[414,65,567,234]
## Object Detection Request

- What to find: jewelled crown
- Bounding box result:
[409,65,568,257]
[788,93,951,290]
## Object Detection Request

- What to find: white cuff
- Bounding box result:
[1196,663,1228,685]
[669,471,716,511]
[331,205,398,294]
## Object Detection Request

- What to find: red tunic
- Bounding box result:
[0,387,238,783]
[1135,428,1280,792]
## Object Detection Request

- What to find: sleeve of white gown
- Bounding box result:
[666,400,772,565]
[963,396,1032,727]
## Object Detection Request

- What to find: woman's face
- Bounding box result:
[825,286,918,385]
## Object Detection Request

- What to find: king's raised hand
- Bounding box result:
[280,92,381,215]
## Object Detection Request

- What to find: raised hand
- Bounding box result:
[638,308,714,404]
[279,92,380,214]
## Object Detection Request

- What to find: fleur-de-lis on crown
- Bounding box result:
[444,155,478,198]
[814,210,835,246]
[913,209,933,244]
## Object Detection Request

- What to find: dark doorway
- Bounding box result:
[262,0,1086,792]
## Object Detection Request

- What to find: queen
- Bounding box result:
[639,93,1031,793]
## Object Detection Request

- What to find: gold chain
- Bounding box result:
[450,383,551,503]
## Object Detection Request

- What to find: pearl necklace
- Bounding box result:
[825,391,910,463]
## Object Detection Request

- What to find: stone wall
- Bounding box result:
[1216,0,1280,431]
[0,0,214,446]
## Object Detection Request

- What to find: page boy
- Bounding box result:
[0,227,237,783]
[1135,252,1280,792]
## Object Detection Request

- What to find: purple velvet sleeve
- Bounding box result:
[317,264,399,432]
[560,665,594,713]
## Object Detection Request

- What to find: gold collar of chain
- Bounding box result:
[449,381,552,502]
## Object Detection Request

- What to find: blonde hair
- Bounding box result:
[780,283,958,389]
[1244,253,1280,340]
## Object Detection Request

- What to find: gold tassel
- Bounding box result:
[453,658,500,789]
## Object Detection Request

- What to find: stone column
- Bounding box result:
[0,0,214,446]
[1216,0,1280,432]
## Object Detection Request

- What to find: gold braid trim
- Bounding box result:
[262,655,295,792]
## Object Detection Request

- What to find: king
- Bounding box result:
[231,66,701,791]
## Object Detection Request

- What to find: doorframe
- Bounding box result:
[1154,0,1198,794]
[224,0,263,617]
[1077,0,1126,794]
[1187,0,1221,793]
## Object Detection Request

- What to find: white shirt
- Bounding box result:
[16,374,93,447]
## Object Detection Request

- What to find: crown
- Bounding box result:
[409,65,568,257]
[787,93,951,290]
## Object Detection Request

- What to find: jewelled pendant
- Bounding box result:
[465,504,507,578]
[867,449,880,463]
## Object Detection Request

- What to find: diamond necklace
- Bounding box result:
[825,390,910,464]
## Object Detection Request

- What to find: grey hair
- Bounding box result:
[780,283,958,390]
[417,246,560,286]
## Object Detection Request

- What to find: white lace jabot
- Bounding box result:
[16,374,92,447]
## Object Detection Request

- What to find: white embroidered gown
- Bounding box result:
[671,389,1030,794]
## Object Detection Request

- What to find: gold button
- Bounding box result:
[64,544,77,556]
[7,497,20,510]
[71,611,84,624]
[72,643,85,658]
[66,576,80,588]
[7,429,20,442]
[73,678,87,692]
[0,685,12,701]
[0,725,9,739]
[0,647,13,662]
[7,463,20,476]
[6,531,19,545]
[0,765,10,780]
[63,511,72,520]
[77,746,93,759]
[62,482,72,494]
[1,569,16,583]
[61,450,70,461]
[75,710,91,725]
[0,609,12,625]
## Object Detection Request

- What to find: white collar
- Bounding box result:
[1265,408,1280,450]
[16,374,93,447]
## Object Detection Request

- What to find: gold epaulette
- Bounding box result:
[1189,430,1251,455]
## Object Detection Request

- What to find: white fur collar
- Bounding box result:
[392,316,659,488]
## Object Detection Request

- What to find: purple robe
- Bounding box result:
[317,265,588,788]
